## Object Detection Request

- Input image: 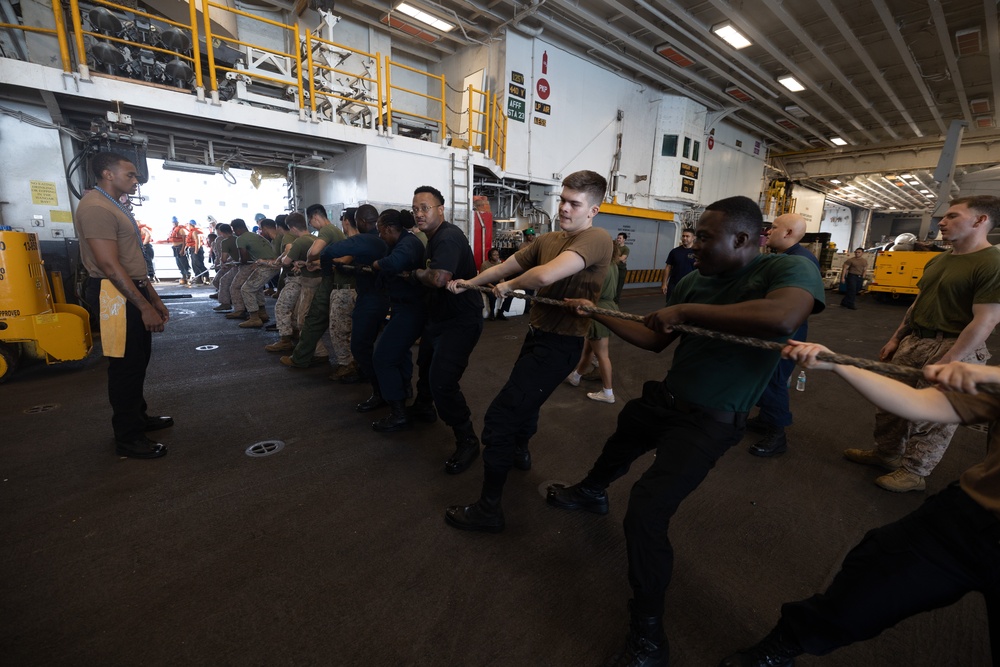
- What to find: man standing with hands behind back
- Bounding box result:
[76,152,172,459]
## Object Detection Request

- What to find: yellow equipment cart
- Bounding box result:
[866,250,938,303]
[0,230,92,382]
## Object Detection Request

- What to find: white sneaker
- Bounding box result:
[565,374,580,387]
[587,391,615,404]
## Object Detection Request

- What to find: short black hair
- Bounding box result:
[275,214,288,226]
[377,209,415,231]
[306,204,328,220]
[951,195,1000,231]
[342,207,357,225]
[216,223,232,234]
[91,152,131,180]
[231,218,247,230]
[617,232,628,240]
[356,204,379,231]
[259,218,277,229]
[703,196,763,237]
[414,186,445,206]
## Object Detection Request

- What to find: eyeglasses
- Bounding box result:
[412,204,440,214]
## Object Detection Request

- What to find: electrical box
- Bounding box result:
[528,184,546,202]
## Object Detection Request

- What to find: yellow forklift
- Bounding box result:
[0,229,92,382]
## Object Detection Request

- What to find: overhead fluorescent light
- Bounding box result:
[784,104,808,118]
[889,206,897,210]
[396,2,454,32]
[900,173,913,178]
[777,75,805,92]
[830,179,842,184]
[162,160,224,175]
[919,189,930,194]
[830,136,847,146]
[712,22,752,49]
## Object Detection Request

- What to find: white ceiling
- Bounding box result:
[349,0,1000,212]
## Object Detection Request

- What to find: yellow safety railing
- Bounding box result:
[490,95,507,171]
[68,0,202,88]
[384,57,446,140]
[0,2,72,72]
[466,85,490,153]
[201,0,302,110]
[10,2,506,167]
[304,33,382,130]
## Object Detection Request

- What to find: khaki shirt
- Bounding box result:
[75,190,147,280]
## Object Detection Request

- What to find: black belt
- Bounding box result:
[666,390,747,427]
[911,326,959,339]
[330,283,355,291]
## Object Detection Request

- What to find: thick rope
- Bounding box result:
[455,282,1000,396]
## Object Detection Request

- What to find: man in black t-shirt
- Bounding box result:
[408,185,485,474]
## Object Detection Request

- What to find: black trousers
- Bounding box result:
[142,243,155,278]
[187,247,208,279]
[582,380,744,617]
[351,292,390,390]
[86,278,153,441]
[481,328,582,488]
[372,300,425,401]
[416,314,483,428]
[841,273,863,308]
[756,322,807,429]
[781,484,1000,662]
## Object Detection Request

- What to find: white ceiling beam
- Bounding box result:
[757,0,899,140]
[869,0,947,135]
[813,0,923,138]
[702,0,877,145]
[927,0,971,124]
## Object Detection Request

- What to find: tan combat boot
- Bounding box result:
[265,336,295,353]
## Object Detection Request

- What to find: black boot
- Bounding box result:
[546,481,610,514]
[356,392,387,413]
[445,473,505,533]
[406,394,438,424]
[748,429,788,457]
[513,440,531,471]
[372,400,410,432]
[605,601,668,667]
[445,423,480,475]
[718,624,801,667]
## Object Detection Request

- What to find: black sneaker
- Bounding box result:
[719,627,802,667]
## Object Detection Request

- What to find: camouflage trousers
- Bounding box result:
[316,287,356,366]
[213,264,236,299]
[275,275,322,337]
[874,334,991,477]
[240,265,279,312]
[228,265,256,311]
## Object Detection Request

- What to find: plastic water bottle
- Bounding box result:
[795,371,807,392]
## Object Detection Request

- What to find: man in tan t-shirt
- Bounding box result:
[75,152,171,459]
[444,169,613,532]
[722,342,1000,666]
[839,247,867,310]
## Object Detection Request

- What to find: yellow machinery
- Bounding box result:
[0,230,92,382]
[867,250,938,301]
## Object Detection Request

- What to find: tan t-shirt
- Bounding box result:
[842,256,867,276]
[75,190,147,280]
[946,391,1000,519]
[514,226,613,336]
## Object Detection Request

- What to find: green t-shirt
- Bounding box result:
[217,236,239,261]
[237,231,277,260]
[288,234,320,278]
[279,233,296,255]
[318,224,346,246]
[913,246,1000,334]
[665,253,826,412]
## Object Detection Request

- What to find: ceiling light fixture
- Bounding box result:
[830,179,842,184]
[920,189,930,194]
[830,136,847,146]
[900,173,913,178]
[712,22,752,50]
[161,160,224,175]
[395,2,454,32]
[777,75,805,92]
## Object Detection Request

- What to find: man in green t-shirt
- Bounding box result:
[264,213,320,352]
[844,195,1000,493]
[228,218,279,327]
[613,231,630,304]
[211,223,239,309]
[546,195,825,667]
